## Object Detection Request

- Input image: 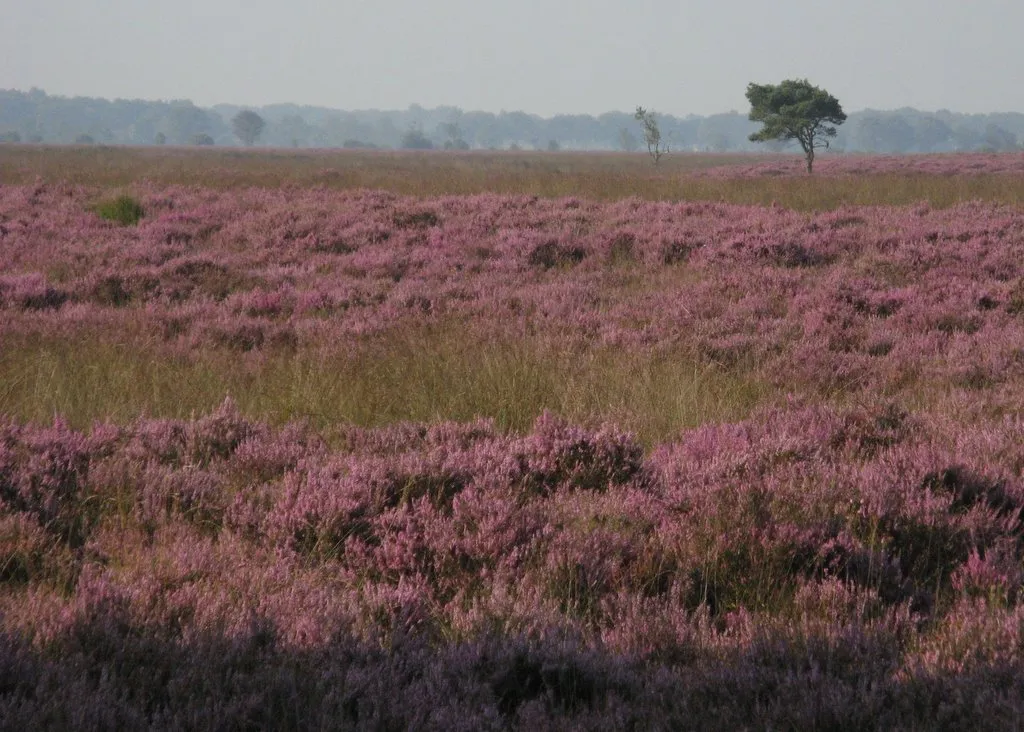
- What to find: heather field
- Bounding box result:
[3,154,1024,728]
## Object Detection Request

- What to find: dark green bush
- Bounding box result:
[94,195,145,226]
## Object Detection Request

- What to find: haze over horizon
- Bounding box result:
[3,0,1023,117]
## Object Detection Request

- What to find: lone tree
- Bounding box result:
[634,107,668,165]
[746,79,846,173]
[232,110,265,147]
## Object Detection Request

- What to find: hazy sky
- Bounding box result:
[3,0,1023,116]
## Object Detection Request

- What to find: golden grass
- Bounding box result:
[0,328,765,445]
[3,145,1023,210]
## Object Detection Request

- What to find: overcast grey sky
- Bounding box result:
[3,0,1023,116]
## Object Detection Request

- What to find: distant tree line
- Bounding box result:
[0,88,228,146]
[0,87,1021,153]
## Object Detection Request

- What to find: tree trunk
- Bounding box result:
[799,136,815,174]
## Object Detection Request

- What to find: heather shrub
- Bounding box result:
[228,422,322,484]
[185,397,254,466]
[0,273,67,311]
[1007,278,1024,314]
[136,464,228,534]
[163,259,247,302]
[271,462,377,559]
[0,513,58,584]
[660,239,696,264]
[517,413,645,494]
[604,233,637,266]
[393,209,441,229]
[224,481,279,541]
[527,240,587,270]
[542,527,640,623]
[89,274,133,307]
[93,194,144,226]
[127,418,189,466]
[950,547,1023,606]
[484,642,608,718]
[0,420,93,547]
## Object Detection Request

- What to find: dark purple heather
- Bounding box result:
[0,401,1022,727]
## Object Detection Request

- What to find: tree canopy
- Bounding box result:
[232,110,265,147]
[746,79,846,173]
[400,124,434,150]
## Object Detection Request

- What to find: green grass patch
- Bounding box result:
[92,194,144,225]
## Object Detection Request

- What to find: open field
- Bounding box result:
[3,152,1024,728]
[3,144,1024,208]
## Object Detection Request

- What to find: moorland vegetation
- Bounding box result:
[2,147,1024,728]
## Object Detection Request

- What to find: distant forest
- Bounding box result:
[1,87,1022,153]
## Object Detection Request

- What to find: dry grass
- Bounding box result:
[4,145,1023,210]
[0,328,766,446]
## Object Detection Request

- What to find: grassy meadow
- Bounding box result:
[3,143,1024,208]
[0,327,764,446]
[3,146,1024,729]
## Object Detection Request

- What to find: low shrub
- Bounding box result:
[93,194,144,226]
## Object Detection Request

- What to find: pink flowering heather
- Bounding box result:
[697,151,1024,178]
[3,170,1024,727]
[0,399,1020,727]
[2,184,1024,409]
